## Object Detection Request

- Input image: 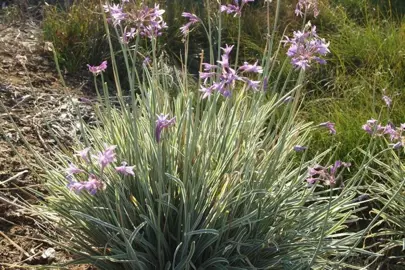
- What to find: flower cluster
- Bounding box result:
[180,12,201,36]
[220,0,255,17]
[362,119,405,149]
[65,145,135,195]
[102,3,167,41]
[87,61,107,75]
[284,22,330,70]
[103,3,127,26]
[124,4,167,40]
[155,114,176,143]
[199,44,263,98]
[67,174,105,195]
[295,0,319,18]
[307,160,351,186]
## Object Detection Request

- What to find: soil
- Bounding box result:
[0,5,96,270]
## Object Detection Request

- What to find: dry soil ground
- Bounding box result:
[0,7,95,270]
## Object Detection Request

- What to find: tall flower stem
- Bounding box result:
[205,0,214,65]
[234,15,242,69]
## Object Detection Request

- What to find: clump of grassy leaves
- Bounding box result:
[11,0,385,268]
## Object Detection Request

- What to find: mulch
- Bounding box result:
[0,7,96,269]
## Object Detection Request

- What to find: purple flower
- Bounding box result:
[76,147,91,163]
[306,161,350,186]
[67,178,85,194]
[138,4,167,39]
[220,3,241,17]
[362,124,373,135]
[202,63,218,71]
[97,145,117,169]
[383,124,400,142]
[103,3,127,26]
[319,121,336,135]
[200,85,215,99]
[294,145,308,152]
[392,141,403,149]
[143,57,151,67]
[362,119,382,135]
[199,71,216,84]
[180,12,201,36]
[87,61,107,75]
[155,114,176,142]
[284,23,329,70]
[238,61,263,73]
[66,163,84,175]
[121,27,137,43]
[295,0,319,18]
[143,56,151,67]
[246,80,261,91]
[220,0,255,17]
[83,175,105,195]
[68,175,105,195]
[115,162,135,176]
[382,95,392,108]
[198,44,262,98]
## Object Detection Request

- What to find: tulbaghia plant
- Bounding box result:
[20,1,376,269]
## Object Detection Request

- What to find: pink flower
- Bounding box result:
[87,61,107,75]
[115,162,135,176]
